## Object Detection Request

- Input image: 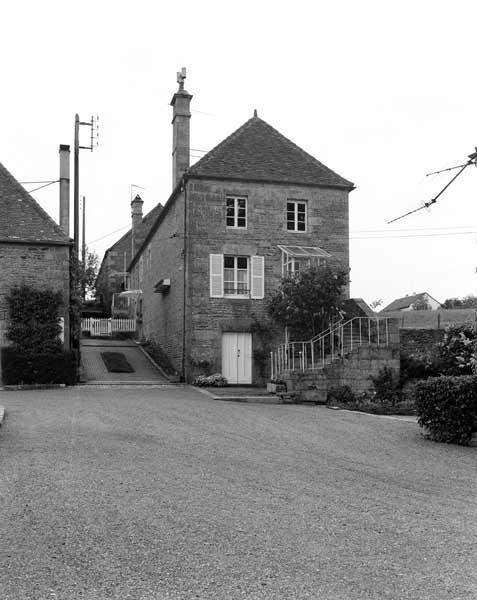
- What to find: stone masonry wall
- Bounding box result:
[400,328,445,361]
[0,242,70,379]
[0,243,70,319]
[186,178,350,382]
[284,320,400,402]
[130,193,185,373]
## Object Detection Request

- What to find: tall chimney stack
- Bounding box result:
[131,194,144,257]
[59,144,70,235]
[170,67,192,189]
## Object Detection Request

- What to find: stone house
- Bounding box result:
[0,160,71,355]
[381,292,441,312]
[127,75,354,384]
[95,197,162,315]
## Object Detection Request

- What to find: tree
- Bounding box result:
[267,266,348,340]
[412,296,431,310]
[370,299,383,310]
[443,295,477,309]
[78,248,100,299]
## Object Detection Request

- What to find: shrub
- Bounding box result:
[436,324,477,376]
[400,352,440,382]
[327,385,356,405]
[193,373,228,387]
[370,366,401,405]
[141,338,178,376]
[6,285,63,353]
[414,375,477,445]
[1,348,77,385]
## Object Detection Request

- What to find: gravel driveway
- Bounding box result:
[0,386,475,600]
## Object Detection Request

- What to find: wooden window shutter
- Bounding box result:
[209,254,224,298]
[250,255,264,299]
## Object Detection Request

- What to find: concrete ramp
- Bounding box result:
[80,339,171,384]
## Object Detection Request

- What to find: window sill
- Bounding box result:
[224,294,250,300]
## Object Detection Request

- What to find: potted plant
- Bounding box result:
[267,378,286,393]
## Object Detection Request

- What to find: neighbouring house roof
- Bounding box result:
[187,115,355,189]
[343,298,376,317]
[105,201,163,257]
[97,201,163,279]
[381,292,441,312]
[0,162,70,244]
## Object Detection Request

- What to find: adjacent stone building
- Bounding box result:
[95,197,162,315]
[0,161,71,351]
[127,76,354,383]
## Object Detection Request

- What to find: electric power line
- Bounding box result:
[26,180,59,194]
[388,147,477,224]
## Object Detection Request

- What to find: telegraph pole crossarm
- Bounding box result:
[388,147,477,224]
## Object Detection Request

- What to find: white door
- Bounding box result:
[221,332,252,384]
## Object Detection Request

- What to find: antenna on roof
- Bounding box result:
[177,67,186,91]
[388,147,477,224]
[131,183,145,201]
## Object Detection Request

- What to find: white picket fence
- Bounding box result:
[81,318,136,337]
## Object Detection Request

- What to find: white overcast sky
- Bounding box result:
[1,0,477,308]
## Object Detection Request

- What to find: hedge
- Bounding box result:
[414,375,477,445]
[1,348,77,385]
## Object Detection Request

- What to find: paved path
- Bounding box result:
[0,386,476,600]
[80,338,170,384]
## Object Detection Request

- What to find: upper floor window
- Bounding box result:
[226,196,247,228]
[287,200,307,232]
[224,255,249,296]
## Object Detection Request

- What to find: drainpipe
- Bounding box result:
[181,178,188,382]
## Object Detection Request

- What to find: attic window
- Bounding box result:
[286,200,307,232]
[226,196,247,228]
[278,245,331,277]
[154,278,171,294]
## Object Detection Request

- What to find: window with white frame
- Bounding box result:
[210,254,264,299]
[278,245,330,277]
[286,200,307,231]
[224,256,249,295]
[226,196,247,228]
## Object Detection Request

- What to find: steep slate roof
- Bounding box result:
[187,115,354,189]
[104,201,163,256]
[97,201,163,280]
[381,292,441,312]
[0,162,69,243]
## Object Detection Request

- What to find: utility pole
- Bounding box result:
[73,114,98,258]
[72,114,98,365]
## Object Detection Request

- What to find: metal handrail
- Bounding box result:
[270,317,392,379]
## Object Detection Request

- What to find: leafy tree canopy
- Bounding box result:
[412,296,431,310]
[442,295,477,309]
[6,285,63,352]
[267,266,348,340]
[78,247,100,299]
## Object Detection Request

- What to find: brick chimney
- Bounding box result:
[58,144,70,235]
[131,194,144,257]
[171,67,192,189]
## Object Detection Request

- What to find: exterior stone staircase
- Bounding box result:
[271,317,400,403]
